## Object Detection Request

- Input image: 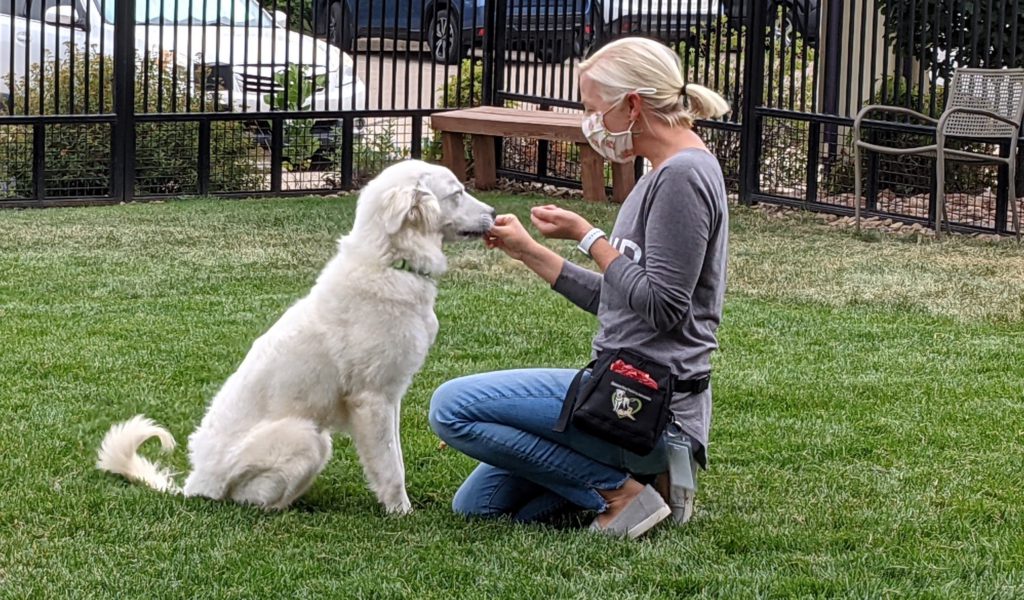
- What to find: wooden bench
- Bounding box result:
[430,106,636,203]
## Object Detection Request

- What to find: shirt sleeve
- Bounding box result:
[603,164,715,332]
[551,259,602,315]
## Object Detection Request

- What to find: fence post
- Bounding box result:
[32,124,45,202]
[482,0,507,106]
[111,0,136,202]
[820,0,843,189]
[482,0,507,174]
[739,0,767,205]
[481,0,498,106]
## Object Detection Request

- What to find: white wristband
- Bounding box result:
[576,227,607,258]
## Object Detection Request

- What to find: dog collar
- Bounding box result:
[391,259,436,281]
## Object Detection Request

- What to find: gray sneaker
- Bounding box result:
[589,484,672,539]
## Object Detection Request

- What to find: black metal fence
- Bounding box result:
[1,0,1021,234]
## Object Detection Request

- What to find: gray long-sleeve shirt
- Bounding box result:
[552,148,728,453]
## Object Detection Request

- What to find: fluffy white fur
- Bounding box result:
[96,159,494,513]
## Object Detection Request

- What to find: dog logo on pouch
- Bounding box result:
[611,389,643,421]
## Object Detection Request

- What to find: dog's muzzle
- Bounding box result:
[457,211,496,238]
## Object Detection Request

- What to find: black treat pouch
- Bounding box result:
[554,349,675,456]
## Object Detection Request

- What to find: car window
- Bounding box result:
[1,1,29,17]
[23,0,78,21]
[101,0,272,27]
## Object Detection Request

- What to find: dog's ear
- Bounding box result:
[381,186,420,235]
[381,186,441,234]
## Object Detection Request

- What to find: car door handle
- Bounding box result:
[15,31,27,43]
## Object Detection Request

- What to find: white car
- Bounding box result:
[1,0,366,142]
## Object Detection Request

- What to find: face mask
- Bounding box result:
[581,111,636,164]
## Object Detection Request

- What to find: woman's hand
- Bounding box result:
[484,214,539,262]
[529,205,592,241]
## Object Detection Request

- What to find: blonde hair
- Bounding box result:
[578,37,731,128]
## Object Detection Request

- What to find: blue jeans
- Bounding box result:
[428,368,669,522]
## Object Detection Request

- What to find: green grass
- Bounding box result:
[1,196,1023,599]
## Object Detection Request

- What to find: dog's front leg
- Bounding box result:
[348,395,412,515]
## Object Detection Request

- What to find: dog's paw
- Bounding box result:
[384,498,413,516]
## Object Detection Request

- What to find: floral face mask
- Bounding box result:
[581,110,636,164]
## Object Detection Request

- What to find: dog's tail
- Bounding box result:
[96,415,181,494]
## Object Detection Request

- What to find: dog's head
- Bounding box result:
[356,160,495,244]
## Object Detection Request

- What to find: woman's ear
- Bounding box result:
[627,92,644,122]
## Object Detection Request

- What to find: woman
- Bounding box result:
[428,36,730,539]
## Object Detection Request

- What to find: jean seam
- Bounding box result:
[482,474,518,514]
[470,426,621,494]
[518,494,569,522]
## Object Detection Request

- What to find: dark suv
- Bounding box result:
[722,0,818,48]
[313,0,590,64]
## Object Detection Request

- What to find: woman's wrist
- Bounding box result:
[522,239,556,266]
[521,241,564,285]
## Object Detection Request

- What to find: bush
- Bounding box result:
[263,65,327,171]
[824,76,994,197]
[345,119,409,185]
[875,0,1024,81]
[0,45,262,198]
[258,0,315,33]
[422,59,487,171]
[679,19,816,194]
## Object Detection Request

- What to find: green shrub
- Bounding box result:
[346,119,408,185]
[423,59,487,172]
[679,19,816,194]
[0,45,262,198]
[824,76,993,196]
[264,64,327,171]
[259,0,315,33]
[875,0,1024,81]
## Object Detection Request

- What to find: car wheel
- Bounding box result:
[539,32,583,64]
[328,1,354,52]
[538,40,567,64]
[429,9,464,64]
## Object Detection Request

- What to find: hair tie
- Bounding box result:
[681,83,689,97]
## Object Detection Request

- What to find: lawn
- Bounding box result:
[1,195,1023,599]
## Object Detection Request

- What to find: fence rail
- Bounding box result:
[2,0,1022,235]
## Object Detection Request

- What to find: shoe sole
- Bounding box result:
[626,504,672,539]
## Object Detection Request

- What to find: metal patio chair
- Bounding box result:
[853,67,1024,240]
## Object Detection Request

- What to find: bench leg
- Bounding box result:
[611,161,636,203]
[579,144,606,202]
[441,132,468,182]
[472,135,497,190]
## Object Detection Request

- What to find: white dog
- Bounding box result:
[96,159,495,513]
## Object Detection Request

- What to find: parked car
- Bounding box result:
[1,0,366,148]
[506,0,591,64]
[589,0,719,49]
[312,0,589,64]
[721,0,818,48]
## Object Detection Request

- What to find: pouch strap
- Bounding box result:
[554,360,596,433]
[674,375,711,395]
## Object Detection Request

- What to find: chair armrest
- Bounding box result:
[937,106,1023,135]
[854,104,939,136]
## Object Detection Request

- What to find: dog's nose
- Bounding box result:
[488,208,497,219]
